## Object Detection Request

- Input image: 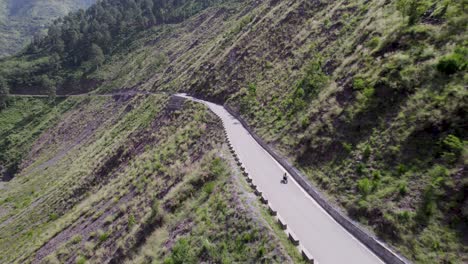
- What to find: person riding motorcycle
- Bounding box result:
[282,172,288,184]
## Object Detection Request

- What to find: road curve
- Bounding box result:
[178,94,384,264]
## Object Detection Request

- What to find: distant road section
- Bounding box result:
[178,94,385,264]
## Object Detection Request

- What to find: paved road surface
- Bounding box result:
[178,94,384,264]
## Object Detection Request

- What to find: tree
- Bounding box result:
[396,0,426,25]
[89,43,105,70]
[40,75,56,101]
[0,76,9,109]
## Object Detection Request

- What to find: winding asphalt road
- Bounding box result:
[178,94,385,264]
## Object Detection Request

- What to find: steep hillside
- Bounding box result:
[0,0,466,263]
[0,94,299,263]
[0,0,95,57]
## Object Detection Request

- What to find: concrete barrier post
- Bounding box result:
[260,195,268,204]
[288,233,300,246]
[268,205,277,216]
[278,218,287,230]
[302,250,314,264]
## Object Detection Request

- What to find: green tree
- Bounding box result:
[41,75,56,101]
[0,76,9,109]
[397,0,422,25]
[89,43,105,70]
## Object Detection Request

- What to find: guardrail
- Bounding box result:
[225,128,314,263]
[224,104,409,264]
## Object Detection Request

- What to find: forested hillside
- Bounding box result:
[0,0,230,95]
[0,0,95,57]
[0,0,466,263]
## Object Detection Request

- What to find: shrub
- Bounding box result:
[442,134,464,154]
[397,210,412,222]
[300,115,310,128]
[98,230,109,242]
[353,78,366,91]
[417,184,437,222]
[372,170,381,180]
[203,181,216,195]
[357,178,373,197]
[363,146,371,160]
[367,37,380,49]
[397,164,408,176]
[71,234,82,244]
[296,58,327,99]
[436,53,465,75]
[362,86,375,99]
[49,213,59,221]
[164,238,195,264]
[442,135,465,164]
[209,157,226,178]
[247,83,257,96]
[356,163,366,175]
[398,181,408,196]
[76,256,87,264]
[396,0,427,25]
[342,142,353,153]
[128,214,136,228]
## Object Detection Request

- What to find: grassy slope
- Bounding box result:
[0,97,78,180]
[0,94,294,263]
[187,0,466,262]
[88,0,465,262]
[0,0,466,263]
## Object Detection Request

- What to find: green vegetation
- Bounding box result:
[0,0,229,95]
[0,0,96,57]
[0,76,8,109]
[0,97,76,180]
[217,0,467,262]
[0,93,292,263]
[0,0,466,263]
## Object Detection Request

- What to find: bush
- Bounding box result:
[71,234,82,244]
[128,214,136,228]
[417,184,437,222]
[367,37,380,49]
[441,134,464,163]
[442,134,464,153]
[49,213,59,221]
[356,163,366,175]
[353,78,366,91]
[396,0,428,25]
[436,53,465,75]
[398,181,408,196]
[363,146,371,160]
[397,210,412,222]
[357,178,373,197]
[247,83,257,96]
[164,238,195,264]
[76,256,87,264]
[342,142,352,153]
[203,181,216,195]
[396,164,408,176]
[98,230,109,242]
